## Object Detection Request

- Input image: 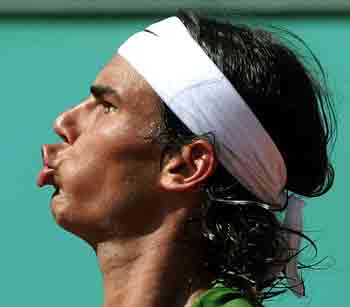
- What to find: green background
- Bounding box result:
[0,15,348,306]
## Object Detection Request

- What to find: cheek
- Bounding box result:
[59,152,107,199]
[60,134,154,198]
[52,133,161,236]
[51,154,115,235]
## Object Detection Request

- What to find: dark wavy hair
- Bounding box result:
[150,10,336,307]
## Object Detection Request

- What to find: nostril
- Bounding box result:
[60,133,69,144]
[53,125,69,143]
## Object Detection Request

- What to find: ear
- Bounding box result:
[159,139,218,192]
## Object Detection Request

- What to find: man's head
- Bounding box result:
[38,10,336,304]
[41,53,217,245]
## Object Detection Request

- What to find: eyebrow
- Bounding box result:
[90,84,120,100]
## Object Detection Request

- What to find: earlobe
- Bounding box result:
[159,140,217,192]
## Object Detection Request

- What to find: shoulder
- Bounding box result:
[222,297,252,307]
[192,283,253,307]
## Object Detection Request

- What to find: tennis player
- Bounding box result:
[38,11,336,307]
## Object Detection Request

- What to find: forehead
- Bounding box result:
[94,54,161,118]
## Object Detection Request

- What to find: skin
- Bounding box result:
[45,54,217,307]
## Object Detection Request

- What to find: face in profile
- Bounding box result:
[38,55,165,245]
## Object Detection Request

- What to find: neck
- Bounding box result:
[95,208,212,307]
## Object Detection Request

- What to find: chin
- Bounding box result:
[51,197,79,234]
[50,196,114,246]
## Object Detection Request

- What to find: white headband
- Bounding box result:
[118,16,305,297]
[119,16,287,206]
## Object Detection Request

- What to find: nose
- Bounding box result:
[53,105,80,144]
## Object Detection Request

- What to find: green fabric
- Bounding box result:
[191,284,252,307]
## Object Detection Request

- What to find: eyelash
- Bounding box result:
[98,100,118,114]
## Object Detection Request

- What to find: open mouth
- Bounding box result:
[51,187,61,199]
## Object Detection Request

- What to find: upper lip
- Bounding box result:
[39,144,59,188]
[41,144,56,169]
[39,142,69,188]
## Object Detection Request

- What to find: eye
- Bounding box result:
[99,100,118,114]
